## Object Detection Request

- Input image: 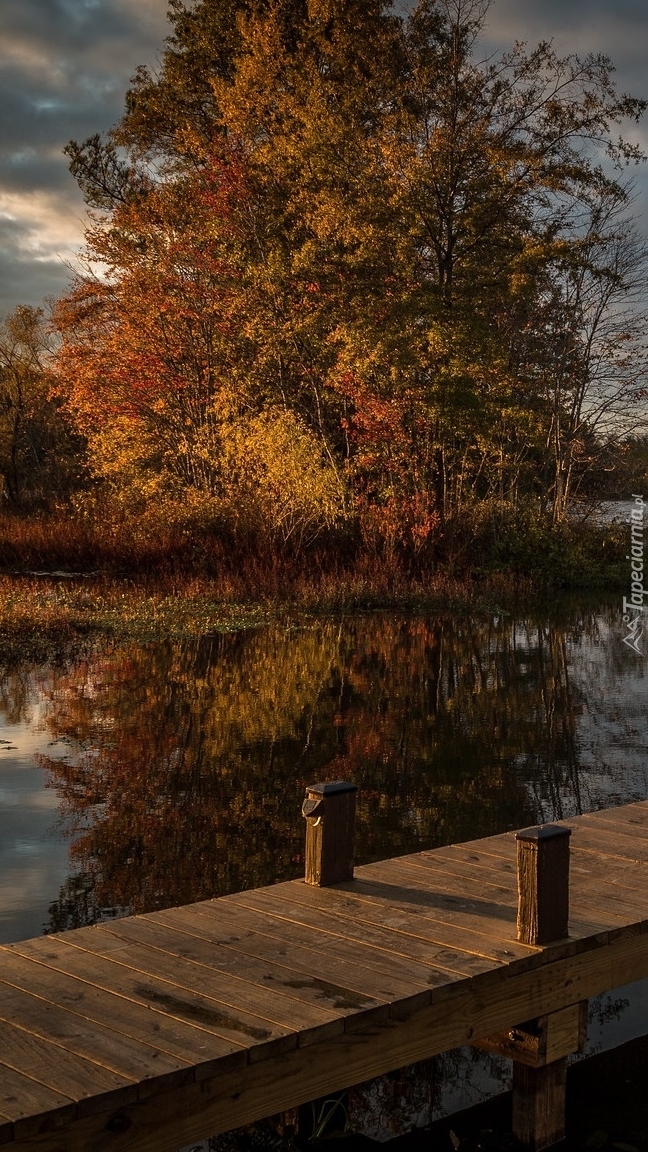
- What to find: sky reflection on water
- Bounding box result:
[0,706,70,943]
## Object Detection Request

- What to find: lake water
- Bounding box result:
[0,597,647,1143]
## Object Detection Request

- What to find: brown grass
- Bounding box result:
[0,508,532,591]
[2,508,595,666]
[0,510,538,667]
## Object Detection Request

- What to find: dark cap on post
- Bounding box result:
[304,781,358,797]
[516,824,571,845]
[302,781,358,887]
[516,824,571,946]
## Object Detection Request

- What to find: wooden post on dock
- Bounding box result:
[512,823,574,1150]
[302,781,358,886]
[516,824,571,946]
[297,781,358,1139]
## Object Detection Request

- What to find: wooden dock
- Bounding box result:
[2,791,648,1152]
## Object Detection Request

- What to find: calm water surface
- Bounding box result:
[0,599,647,1140]
[1,599,646,940]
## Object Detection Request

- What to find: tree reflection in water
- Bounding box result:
[31,606,646,932]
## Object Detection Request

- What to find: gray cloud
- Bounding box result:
[0,0,168,316]
[0,222,76,317]
[481,0,648,96]
[1,0,647,317]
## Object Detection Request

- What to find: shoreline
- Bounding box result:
[0,567,624,665]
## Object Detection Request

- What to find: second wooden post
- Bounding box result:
[516,823,571,946]
[514,823,575,1150]
[477,823,579,1149]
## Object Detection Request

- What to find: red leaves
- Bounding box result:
[335,369,441,553]
[51,147,254,442]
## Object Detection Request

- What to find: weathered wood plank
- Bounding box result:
[394,847,519,892]
[577,805,648,838]
[228,883,483,974]
[571,879,648,922]
[0,946,244,1080]
[360,856,519,909]
[59,925,357,1047]
[360,855,519,908]
[425,841,516,868]
[0,960,195,1091]
[0,1021,135,1116]
[569,824,648,862]
[237,871,534,963]
[152,900,435,1004]
[8,938,294,1062]
[0,1065,75,1139]
[97,910,402,1019]
[438,831,517,862]
[572,849,647,886]
[232,883,513,980]
[7,927,648,1152]
[0,944,244,1069]
[154,898,431,990]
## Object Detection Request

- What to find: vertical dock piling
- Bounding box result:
[512,823,576,1150]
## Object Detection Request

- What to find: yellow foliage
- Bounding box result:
[210,406,349,548]
[85,404,348,550]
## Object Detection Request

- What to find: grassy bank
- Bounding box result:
[0,510,628,661]
[0,568,526,664]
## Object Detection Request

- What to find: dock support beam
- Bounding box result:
[302,780,358,888]
[512,1059,567,1151]
[476,1003,587,1150]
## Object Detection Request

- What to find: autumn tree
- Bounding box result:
[0,305,83,508]
[56,0,648,555]
[505,186,648,521]
[348,0,648,530]
[54,154,348,546]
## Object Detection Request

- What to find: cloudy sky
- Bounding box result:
[1,0,647,319]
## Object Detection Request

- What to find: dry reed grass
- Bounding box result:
[0,508,598,663]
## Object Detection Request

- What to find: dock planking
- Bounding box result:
[2,799,648,1152]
